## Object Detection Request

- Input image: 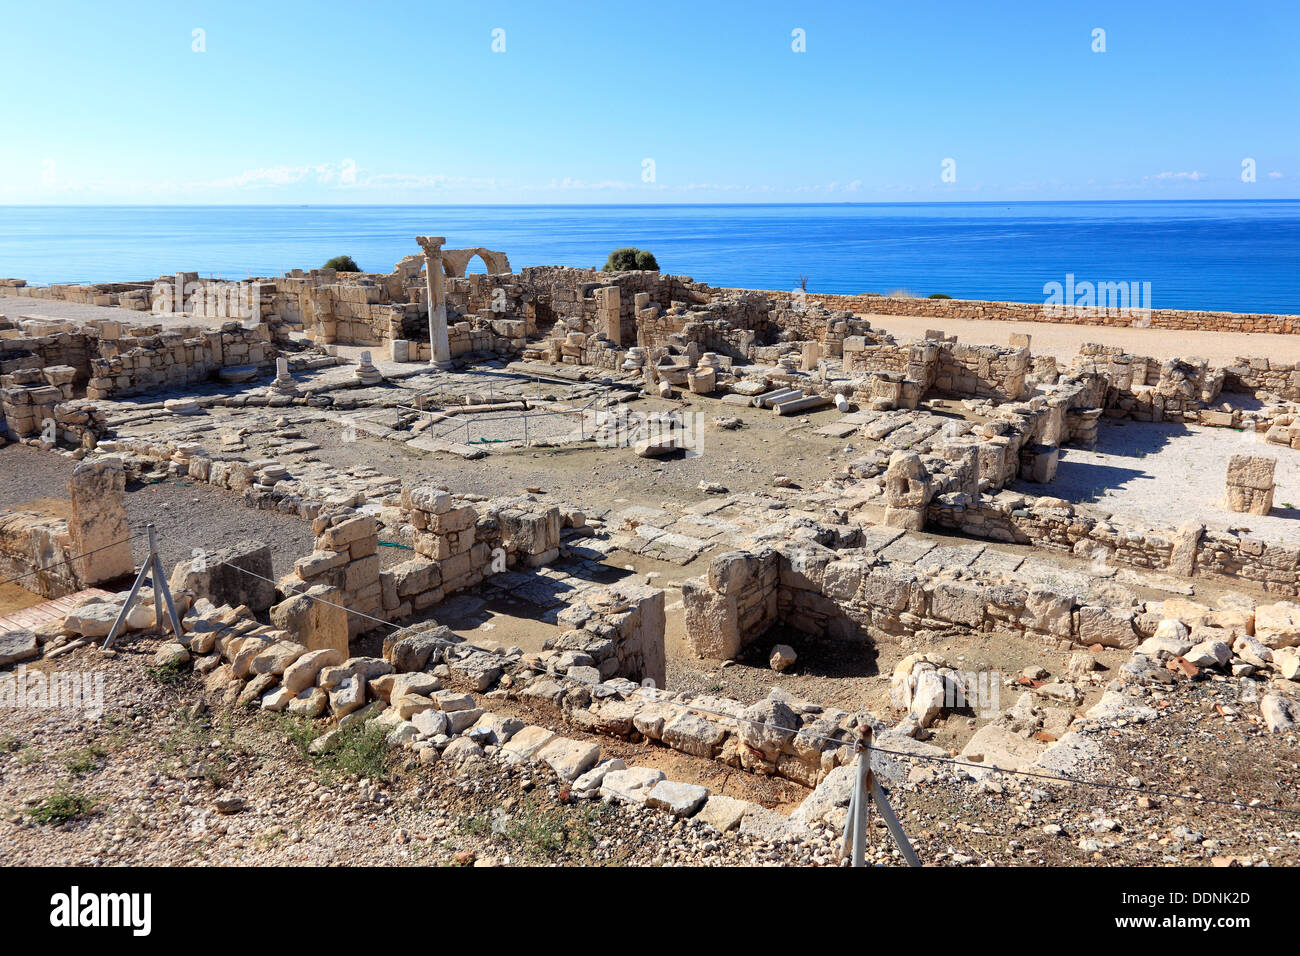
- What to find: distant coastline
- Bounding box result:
[1,200,1297,313]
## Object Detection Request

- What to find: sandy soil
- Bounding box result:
[294,391,850,508]
[861,311,1300,364]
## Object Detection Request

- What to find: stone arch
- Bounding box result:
[441,247,512,277]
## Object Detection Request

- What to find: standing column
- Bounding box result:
[416,235,452,369]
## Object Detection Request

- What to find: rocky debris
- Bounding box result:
[891,653,965,730]
[152,642,190,668]
[536,737,600,781]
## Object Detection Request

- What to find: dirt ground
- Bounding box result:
[294,391,850,508]
[0,444,316,612]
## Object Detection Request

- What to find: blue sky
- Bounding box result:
[3,0,1298,203]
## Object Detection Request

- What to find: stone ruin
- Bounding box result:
[3,239,1300,853]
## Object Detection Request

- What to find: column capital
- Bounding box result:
[415,236,446,257]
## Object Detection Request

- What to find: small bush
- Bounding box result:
[323,255,361,272]
[277,714,391,782]
[928,293,952,299]
[602,248,658,272]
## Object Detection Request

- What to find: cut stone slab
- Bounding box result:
[572,757,625,796]
[500,725,556,762]
[877,535,937,565]
[537,737,601,781]
[0,629,40,667]
[600,766,665,805]
[64,601,151,637]
[969,548,1025,576]
[696,794,752,832]
[957,723,1048,772]
[737,805,809,844]
[645,780,710,817]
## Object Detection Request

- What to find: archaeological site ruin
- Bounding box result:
[2,240,1298,868]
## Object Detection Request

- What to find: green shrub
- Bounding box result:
[602,248,658,272]
[928,293,952,299]
[323,255,361,272]
[30,789,94,825]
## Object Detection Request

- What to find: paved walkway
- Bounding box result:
[0,588,113,632]
[0,295,236,330]
[861,312,1300,364]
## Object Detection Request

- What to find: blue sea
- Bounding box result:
[1,201,1297,314]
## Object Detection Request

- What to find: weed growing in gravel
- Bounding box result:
[331,723,391,780]
[0,734,21,753]
[65,744,106,775]
[30,789,95,825]
[275,714,392,782]
[458,813,491,837]
[147,658,193,685]
[487,796,619,864]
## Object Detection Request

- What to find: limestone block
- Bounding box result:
[67,458,134,584]
[269,584,349,657]
[171,539,275,611]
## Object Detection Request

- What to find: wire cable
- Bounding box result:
[0,532,146,590]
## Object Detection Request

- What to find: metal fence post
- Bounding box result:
[103,522,182,649]
[853,723,873,867]
[149,524,183,639]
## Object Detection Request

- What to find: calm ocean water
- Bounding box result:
[0,202,1296,314]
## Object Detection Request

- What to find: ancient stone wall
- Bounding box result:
[552,583,667,687]
[0,458,133,598]
[681,544,1144,663]
[1223,357,1300,402]
[928,494,1300,596]
[0,328,93,385]
[87,323,275,399]
[935,343,1030,402]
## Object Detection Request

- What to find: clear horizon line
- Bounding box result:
[3,197,1300,209]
